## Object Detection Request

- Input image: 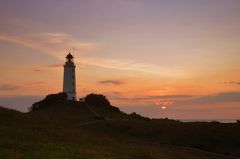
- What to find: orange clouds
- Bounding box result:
[98,80,125,85]
[0,32,101,58]
[0,84,20,91]
[0,31,188,78]
[33,64,63,72]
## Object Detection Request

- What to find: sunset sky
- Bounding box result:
[0,0,240,120]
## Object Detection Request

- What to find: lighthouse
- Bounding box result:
[63,53,76,100]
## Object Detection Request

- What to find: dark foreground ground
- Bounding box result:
[0,99,240,159]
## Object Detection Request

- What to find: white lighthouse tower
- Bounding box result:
[63,53,76,100]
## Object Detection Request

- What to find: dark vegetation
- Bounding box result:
[30,93,67,111]
[83,93,120,112]
[129,112,150,120]
[84,93,110,106]
[0,93,240,159]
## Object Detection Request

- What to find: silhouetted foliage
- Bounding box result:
[30,93,67,111]
[129,112,150,120]
[84,93,110,106]
[83,93,121,112]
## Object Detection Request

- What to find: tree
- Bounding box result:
[84,93,110,107]
[30,93,67,111]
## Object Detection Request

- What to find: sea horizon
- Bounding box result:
[180,119,239,123]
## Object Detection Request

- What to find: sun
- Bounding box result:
[161,106,167,110]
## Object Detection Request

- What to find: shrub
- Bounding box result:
[129,112,150,120]
[84,93,110,106]
[30,93,67,111]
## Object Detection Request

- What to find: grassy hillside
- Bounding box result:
[0,94,240,159]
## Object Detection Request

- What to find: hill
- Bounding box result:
[0,106,21,125]
[0,93,240,159]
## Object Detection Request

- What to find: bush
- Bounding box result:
[129,112,150,120]
[30,93,67,111]
[84,93,110,106]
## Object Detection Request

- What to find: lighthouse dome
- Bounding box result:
[66,53,74,59]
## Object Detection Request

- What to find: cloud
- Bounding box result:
[40,32,70,44]
[0,34,39,49]
[99,80,124,85]
[145,95,193,99]
[0,84,20,91]
[0,32,101,59]
[112,94,193,101]
[28,81,47,85]
[174,92,240,106]
[224,81,240,85]
[33,63,63,72]
[112,92,240,110]
[0,32,186,77]
[33,69,44,72]
[47,64,63,68]
[117,92,240,119]
[79,57,186,77]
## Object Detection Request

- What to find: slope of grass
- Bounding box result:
[0,100,240,159]
[0,123,237,159]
